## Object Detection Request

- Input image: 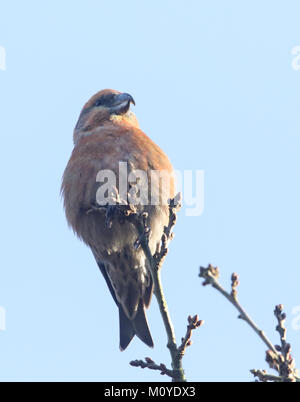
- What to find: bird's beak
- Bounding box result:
[110,93,135,115]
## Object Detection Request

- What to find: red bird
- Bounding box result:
[62,89,174,350]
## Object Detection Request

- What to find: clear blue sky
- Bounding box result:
[0,0,300,382]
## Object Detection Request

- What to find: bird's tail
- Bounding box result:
[119,300,154,351]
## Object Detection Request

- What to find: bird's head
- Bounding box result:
[73,89,138,144]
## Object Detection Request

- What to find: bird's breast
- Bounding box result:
[61,124,174,256]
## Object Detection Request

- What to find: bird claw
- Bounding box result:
[134,227,151,250]
[134,213,151,249]
[86,202,115,228]
[86,203,106,215]
[122,203,137,216]
[86,200,138,229]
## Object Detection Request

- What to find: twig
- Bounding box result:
[130,314,203,381]
[134,195,187,382]
[130,357,174,379]
[131,194,203,381]
[260,305,299,382]
[250,369,286,382]
[177,315,204,358]
[199,264,277,354]
[199,264,300,382]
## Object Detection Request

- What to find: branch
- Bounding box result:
[134,195,186,381]
[129,315,203,381]
[199,264,300,382]
[131,195,203,382]
[130,357,174,379]
[177,315,204,358]
[261,305,299,382]
[199,264,277,353]
[250,369,286,382]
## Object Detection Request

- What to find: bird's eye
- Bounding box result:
[94,94,116,108]
[94,98,104,107]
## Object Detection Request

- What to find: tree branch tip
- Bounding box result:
[129,358,175,378]
[230,272,240,299]
[199,264,220,285]
[168,193,182,210]
[250,369,285,382]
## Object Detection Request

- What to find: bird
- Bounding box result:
[61,89,175,350]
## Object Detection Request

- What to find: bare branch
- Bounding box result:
[250,369,286,382]
[130,194,204,382]
[261,305,299,382]
[132,195,186,382]
[130,358,174,379]
[199,264,277,353]
[199,264,300,382]
[177,315,204,359]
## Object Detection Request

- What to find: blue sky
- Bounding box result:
[0,0,300,382]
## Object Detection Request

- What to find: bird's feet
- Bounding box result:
[86,187,139,228]
[134,212,151,250]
